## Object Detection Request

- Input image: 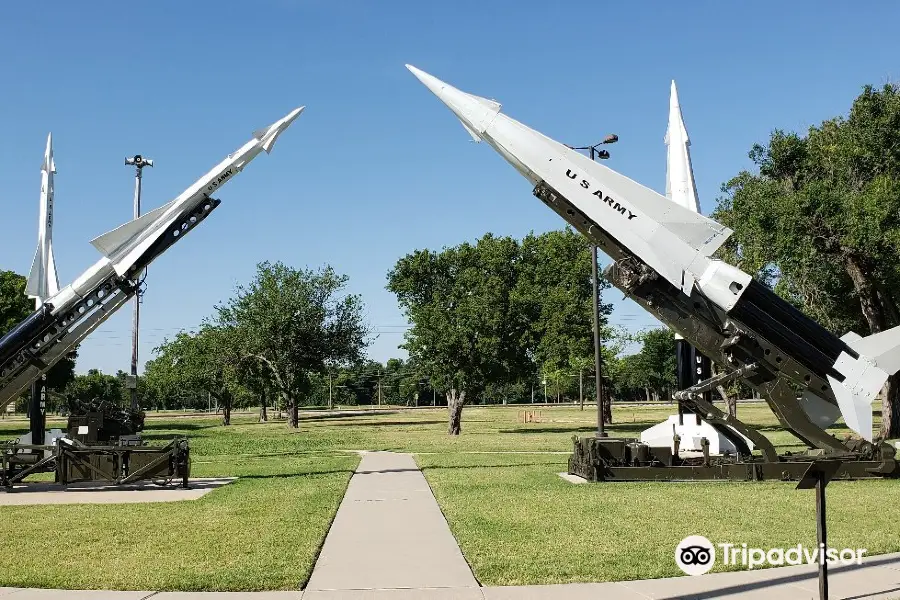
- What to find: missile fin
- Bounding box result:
[828,325,900,441]
[90,199,177,258]
[571,152,733,256]
[25,246,42,298]
[680,270,696,296]
[460,120,483,142]
[841,330,863,344]
[46,242,59,297]
[843,325,900,374]
[799,389,842,429]
[828,374,875,442]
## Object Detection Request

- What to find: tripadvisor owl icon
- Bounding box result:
[676,535,716,575]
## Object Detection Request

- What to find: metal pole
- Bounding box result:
[588,146,607,437]
[130,169,142,411]
[377,373,382,406]
[592,244,606,436]
[125,155,152,412]
[817,472,828,600]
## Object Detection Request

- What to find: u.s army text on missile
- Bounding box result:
[565,169,637,220]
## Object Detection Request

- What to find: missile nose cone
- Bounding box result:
[283,106,305,126]
[670,80,680,109]
[43,132,55,173]
[405,64,502,142]
[667,80,688,143]
[256,106,305,154]
[405,64,447,98]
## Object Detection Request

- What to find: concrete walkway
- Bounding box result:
[304,451,481,598]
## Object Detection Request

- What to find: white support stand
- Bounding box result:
[640,415,755,455]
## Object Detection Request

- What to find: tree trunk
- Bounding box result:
[876,282,900,326]
[447,389,466,435]
[881,377,900,441]
[283,390,299,428]
[221,391,232,426]
[718,385,736,419]
[844,253,887,331]
[644,388,651,402]
[259,398,268,422]
[843,252,899,438]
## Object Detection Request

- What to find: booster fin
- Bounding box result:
[829,325,900,441]
[46,242,59,297]
[26,247,42,298]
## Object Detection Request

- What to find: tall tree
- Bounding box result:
[636,328,676,401]
[64,369,127,405]
[215,261,368,427]
[388,229,611,433]
[388,234,527,434]
[715,83,900,439]
[514,229,612,417]
[146,326,245,425]
[514,229,613,374]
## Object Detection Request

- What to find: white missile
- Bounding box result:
[0,107,304,409]
[92,106,305,278]
[25,134,60,307]
[664,81,701,214]
[47,106,304,314]
[665,81,698,347]
[406,64,900,442]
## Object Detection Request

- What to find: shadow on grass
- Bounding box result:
[421,461,565,471]
[499,422,660,434]
[298,410,401,422]
[237,469,356,480]
[341,420,449,428]
[143,422,222,432]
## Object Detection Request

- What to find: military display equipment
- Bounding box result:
[406,65,900,482]
[0,107,304,491]
[0,107,304,411]
[1,397,190,489]
[65,397,145,445]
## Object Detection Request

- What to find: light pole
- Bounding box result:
[568,135,618,437]
[125,155,153,411]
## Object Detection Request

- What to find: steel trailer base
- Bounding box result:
[0,437,191,489]
[568,436,900,482]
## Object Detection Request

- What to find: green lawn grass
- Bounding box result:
[0,402,897,590]
[418,452,900,585]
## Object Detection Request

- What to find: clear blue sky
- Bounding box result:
[1,1,898,374]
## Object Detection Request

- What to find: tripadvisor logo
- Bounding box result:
[676,535,715,576]
[675,535,868,576]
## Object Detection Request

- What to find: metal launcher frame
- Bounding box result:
[1,437,190,489]
[568,370,898,482]
[525,181,900,482]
